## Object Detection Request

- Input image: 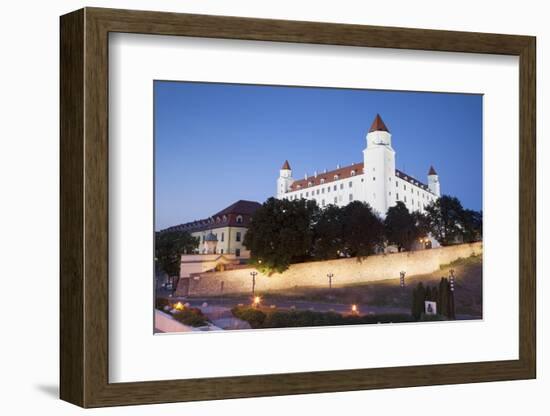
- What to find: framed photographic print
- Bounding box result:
[60,7,536,408]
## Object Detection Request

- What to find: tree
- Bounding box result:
[155,230,199,287]
[341,201,385,258]
[312,204,345,260]
[411,282,426,320]
[425,195,465,245]
[243,197,319,273]
[384,201,420,251]
[461,209,483,243]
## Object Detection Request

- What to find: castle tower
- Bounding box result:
[427,165,441,196]
[277,160,294,198]
[363,114,396,217]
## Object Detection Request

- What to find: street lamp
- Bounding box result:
[400,271,406,288]
[250,271,258,297]
[327,272,334,289]
[253,296,261,308]
[449,269,455,292]
[351,304,358,315]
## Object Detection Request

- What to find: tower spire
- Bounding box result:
[281,160,291,170]
[368,114,390,133]
[428,165,437,175]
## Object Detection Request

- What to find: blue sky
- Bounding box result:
[155,81,482,230]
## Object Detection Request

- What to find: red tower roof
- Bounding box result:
[368,114,390,133]
[281,160,291,170]
[428,165,438,175]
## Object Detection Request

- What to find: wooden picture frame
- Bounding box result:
[60,7,536,408]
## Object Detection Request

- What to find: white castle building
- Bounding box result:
[277,114,441,217]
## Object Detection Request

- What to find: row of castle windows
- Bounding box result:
[211,215,244,224]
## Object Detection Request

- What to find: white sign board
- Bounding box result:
[425,301,437,315]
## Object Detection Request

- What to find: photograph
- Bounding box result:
[153,81,483,333]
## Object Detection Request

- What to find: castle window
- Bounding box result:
[340,184,344,190]
[236,232,241,242]
[300,193,303,198]
[316,189,320,195]
[334,174,339,180]
[221,232,224,242]
[223,215,227,222]
[404,184,407,190]
[221,249,224,254]
[373,176,376,181]
[396,181,398,188]
[361,178,364,182]
[236,215,243,224]
[320,178,325,184]
[348,181,352,188]
[404,196,407,202]
[396,193,399,200]
[216,217,221,223]
[334,197,338,204]
[322,188,325,194]
[308,181,313,186]
[334,185,337,191]
[351,170,356,176]
[235,248,241,257]
[349,194,353,201]
[322,199,325,206]
[306,192,309,197]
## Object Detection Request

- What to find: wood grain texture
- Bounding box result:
[59,8,84,407]
[59,7,537,408]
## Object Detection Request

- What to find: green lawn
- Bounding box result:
[258,254,483,317]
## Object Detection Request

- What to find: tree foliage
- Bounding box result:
[312,204,345,260]
[425,196,463,245]
[461,209,483,243]
[340,201,385,258]
[155,230,199,277]
[425,195,483,246]
[384,201,421,251]
[243,197,319,273]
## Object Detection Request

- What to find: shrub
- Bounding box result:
[172,307,209,327]
[233,307,413,329]
[155,297,170,310]
[231,306,267,328]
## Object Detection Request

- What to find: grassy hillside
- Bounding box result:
[263,254,483,318]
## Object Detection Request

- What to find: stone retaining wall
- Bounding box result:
[176,242,482,297]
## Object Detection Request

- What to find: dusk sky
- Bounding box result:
[155,81,482,230]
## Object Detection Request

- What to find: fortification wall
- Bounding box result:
[179,242,482,297]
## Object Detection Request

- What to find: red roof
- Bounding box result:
[368,114,390,133]
[281,160,291,170]
[289,163,364,191]
[428,165,437,175]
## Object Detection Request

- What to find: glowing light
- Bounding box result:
[253,296,261,307]
[174,302,185,311]
[351,304,358,314]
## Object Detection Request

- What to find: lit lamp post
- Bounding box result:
[400,271,406,288]
[252,295,261,308]
[351,304,359,316]
[250,270,258,297]
[327,272,334,289]
[449,269,455,292]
